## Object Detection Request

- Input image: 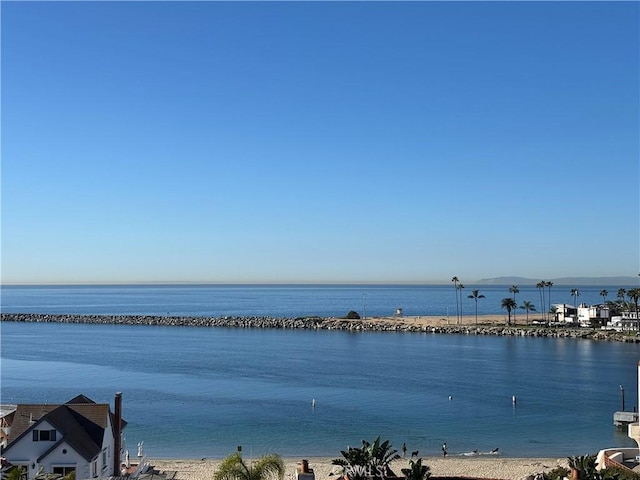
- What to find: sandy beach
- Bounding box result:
[360,314,519,327]
[149,456,569,480]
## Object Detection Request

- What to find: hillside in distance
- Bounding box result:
[475,276,639,286]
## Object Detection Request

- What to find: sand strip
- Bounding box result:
[149,456,568,480]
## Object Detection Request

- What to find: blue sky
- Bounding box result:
[1,1,638,284]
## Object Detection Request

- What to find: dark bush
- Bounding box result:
[345,311,361,319]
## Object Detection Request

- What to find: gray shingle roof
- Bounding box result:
[3,395,126,463]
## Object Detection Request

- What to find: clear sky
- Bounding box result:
[1,1,638,285]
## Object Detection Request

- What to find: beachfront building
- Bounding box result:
[552,303,613,327]
[552,303,579,324]
[0,393,126,480]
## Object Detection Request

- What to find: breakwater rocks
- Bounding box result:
[2,313,639,342]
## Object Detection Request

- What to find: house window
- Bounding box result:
[101,449,107,469]
[53,467,76,476]
[32,429,57,441]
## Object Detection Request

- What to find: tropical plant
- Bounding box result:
[566,454,619,480]
[214,452,285,480]
[501,298,517,326]
[467,289,485,325]
[545,281,554,319]
[332,436,400,480]
[537,281,546,322]
[600,289,609,304]
[627,288,640,317]
[571,288,581,308]
[509,285,519,323]
[519,300,536,325]
[4,466,26,480]
[368,437,400,476]
[401,458,431,480]
[451,277,460,324]
[542,465,569,480]
[457,282,465,323]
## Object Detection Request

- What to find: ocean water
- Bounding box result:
[1,285,639,460]
[0,283,632,318]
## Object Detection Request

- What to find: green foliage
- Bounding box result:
[4,466,26,480]
[345,311,361,320]
[332,436,400,480]
[542,465,569,480]
[501,298,517,325]
[566,454,622,480]
[401,458,431,480]
[214,452,285,480]
[604,465,640,480]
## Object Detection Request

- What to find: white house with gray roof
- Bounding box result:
[1,393,126,480]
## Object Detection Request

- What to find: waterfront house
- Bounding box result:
[553,303,612,327]
[0,393,126,480]
[552,303,578,324]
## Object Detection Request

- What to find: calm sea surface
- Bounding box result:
[1,284,639,460]
[0,283,633,318]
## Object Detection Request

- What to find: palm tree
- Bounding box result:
[509,285,519,323]
[451,277,460,324]
[501,298,517,326]
[368,437,400,477]
[401,458,431,480]
[333,437,400,480]
[545,281,553,320]
[536,281,546,322]
[4,466,25,480]
[617,288,626,303]
[600,289,608,305]
[627,288,640,325]
[214,453,284,480]
[467,289,486,325]
[570,288,580,308]
[456,283,465,323]
[519,300,536,326]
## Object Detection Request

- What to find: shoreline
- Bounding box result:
[148,456,570,480]
[2,313,637,342]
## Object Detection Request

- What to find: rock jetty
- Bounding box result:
[1,313,638,342]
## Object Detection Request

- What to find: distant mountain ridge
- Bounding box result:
[475,276,639,286]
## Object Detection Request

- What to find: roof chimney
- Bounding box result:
[113,392,122,476]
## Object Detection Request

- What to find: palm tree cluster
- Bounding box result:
[449,277,638,329]
[332,436,401,480]
[214,438,433,480]
[601,287,640,330]
[214,453,285,480]
[535,281,554,322]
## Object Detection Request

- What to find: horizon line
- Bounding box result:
[2,275,639,288]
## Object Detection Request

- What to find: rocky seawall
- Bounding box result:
[1,313,639,342]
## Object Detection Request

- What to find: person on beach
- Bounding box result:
[442,443,447,457]
[402,443,406,458]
